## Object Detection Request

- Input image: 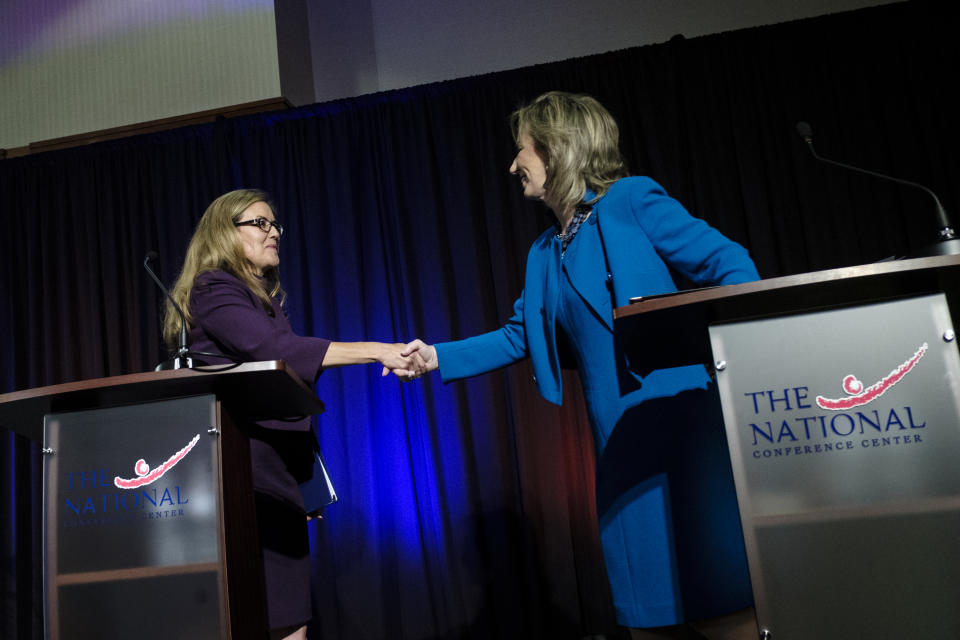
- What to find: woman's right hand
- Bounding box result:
[402,340,437,373]
[379,339,437,380]
[376,342,431,381]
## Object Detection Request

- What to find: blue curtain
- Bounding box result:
[2,2,958,638]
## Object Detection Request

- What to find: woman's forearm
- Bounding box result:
[321,341,393,368]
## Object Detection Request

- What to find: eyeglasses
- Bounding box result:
[234,217,284,237]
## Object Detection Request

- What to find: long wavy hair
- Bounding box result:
[510,91,629,214]
[162,189,284,349]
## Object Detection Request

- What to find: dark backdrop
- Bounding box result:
[3,2,958,638]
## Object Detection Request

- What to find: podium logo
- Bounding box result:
[815,344,927,411]
[744,342,929,461]
[113,434,200,489]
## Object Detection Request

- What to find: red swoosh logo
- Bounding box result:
[113,434,200,489]
[815,343,927,411]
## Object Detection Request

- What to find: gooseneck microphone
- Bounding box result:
[143,251,194,370]
[795,121,958,255]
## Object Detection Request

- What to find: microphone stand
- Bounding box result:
[796,122,960,257]
[143,253,199,370]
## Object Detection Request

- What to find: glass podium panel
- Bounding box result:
[710,293,960,639]
[43,394,225,639]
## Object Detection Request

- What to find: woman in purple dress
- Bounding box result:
[162,189,422,640]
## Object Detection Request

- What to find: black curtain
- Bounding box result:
[2,2,958,638]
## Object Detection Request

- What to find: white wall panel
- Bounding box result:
[1,0,281,149]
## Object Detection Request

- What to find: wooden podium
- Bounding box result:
[0,361,324,640]
[614,255,960,640]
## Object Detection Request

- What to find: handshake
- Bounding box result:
[379,339,437,381]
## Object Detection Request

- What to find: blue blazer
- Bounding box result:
[436,176,759,405]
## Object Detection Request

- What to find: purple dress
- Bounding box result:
[188,269,330,629]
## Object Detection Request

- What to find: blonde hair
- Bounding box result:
[162,189,284,349]
[510,91,628,214]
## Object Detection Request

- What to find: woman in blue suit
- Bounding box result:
[406,92,759,639]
